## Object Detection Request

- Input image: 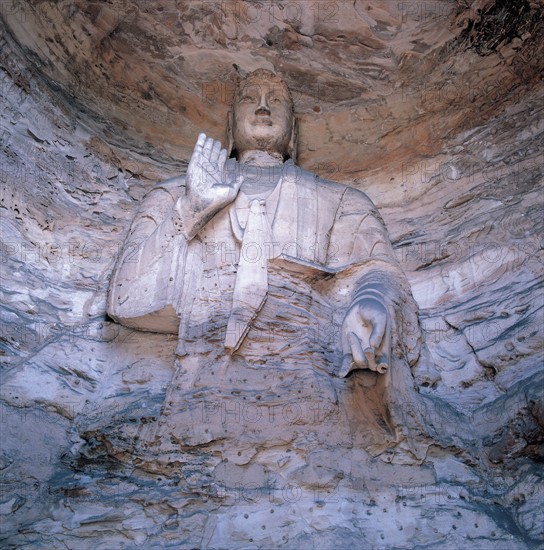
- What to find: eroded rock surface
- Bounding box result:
[1,1,543,548]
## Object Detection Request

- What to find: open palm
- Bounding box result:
[186,133,241,213]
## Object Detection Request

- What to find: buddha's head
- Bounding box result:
[229,69,297,162]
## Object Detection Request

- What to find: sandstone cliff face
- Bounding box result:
[1,1,543,548]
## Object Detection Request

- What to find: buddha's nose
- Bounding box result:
[255,95,271,116]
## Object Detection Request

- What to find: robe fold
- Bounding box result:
[109,159,419,370]
[107,159,424,455]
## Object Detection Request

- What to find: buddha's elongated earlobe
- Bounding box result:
[227,110,236,158]
[287,115,298,162]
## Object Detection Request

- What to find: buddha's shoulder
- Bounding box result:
[295,164,374,206]
[142,175,186,203]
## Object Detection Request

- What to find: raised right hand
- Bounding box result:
[185,133,242,217]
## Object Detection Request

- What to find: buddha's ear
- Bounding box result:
[227,110,236,158]
[287,115,298,162]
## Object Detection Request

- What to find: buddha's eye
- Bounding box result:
[240,95,256,103]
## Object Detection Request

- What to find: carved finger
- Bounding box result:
[338,354,353,378]
[364,347,377,372]
[341,304,360,357]
[375,359,388,374]
[189,133,205,167]
[203,136,214,158]
[196,133,206,149]
[218,148,227,171]
[368,311,386,350]
[210,140,222,163]
[348,331,366,367]
[375,325,391,374]
[192,149,205,169]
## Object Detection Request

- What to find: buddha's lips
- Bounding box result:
[253,117,273,126]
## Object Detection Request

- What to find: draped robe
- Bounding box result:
[107,160,423,453]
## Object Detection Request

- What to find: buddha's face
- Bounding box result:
[232,75,293,158]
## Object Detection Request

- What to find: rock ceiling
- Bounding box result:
[3,0,542,178]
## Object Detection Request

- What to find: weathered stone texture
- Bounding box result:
[1,1,543,547]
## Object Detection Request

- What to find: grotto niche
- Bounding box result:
[1,1,543,548]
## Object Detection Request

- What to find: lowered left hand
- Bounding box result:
[339,297,390,377]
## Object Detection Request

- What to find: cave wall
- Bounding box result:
[1,1,543,548]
